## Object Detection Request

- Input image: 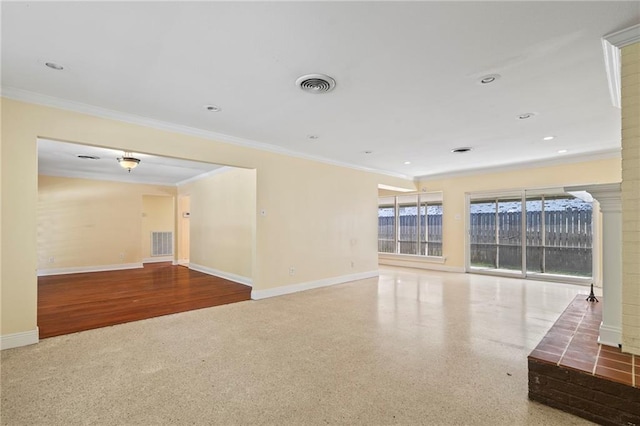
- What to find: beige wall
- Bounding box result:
[38,175,175,270]
[177,195,190,263]
[179,168,255,280]
[621,42,640,355]
[141,195,175,261]
[1,98,413,336]
[410,158,622,270]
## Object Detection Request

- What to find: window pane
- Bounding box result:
[470,201,497,268]
[544,196,592,277]
[398,202,418,255]
[525,198,543,273]
[427,204,443,256]
[497,199,522,271]
[378,205,395,253]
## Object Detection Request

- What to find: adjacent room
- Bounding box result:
[36,139,256,337]
[2,2,639,425]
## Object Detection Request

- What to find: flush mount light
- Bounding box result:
[364,150,373,154]
[45,62,64,70]
[543,136,555,141]
[77,155,100,160]
[518,113,536,120]
[296,74,336,94]
[204,104,221,112]
[557,149,568,154]
[452,147,472,153]
[404,161,411,165]
[479,74,500,84]
[308,135,319,140]
[117,152,141,173]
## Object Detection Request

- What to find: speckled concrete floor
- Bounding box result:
[1,268,596,425]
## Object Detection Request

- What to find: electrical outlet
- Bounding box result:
[48,256,55,264]
[119,253,125,260]
[289,266,295,276]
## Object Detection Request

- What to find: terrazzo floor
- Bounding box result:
[1,267,596,425]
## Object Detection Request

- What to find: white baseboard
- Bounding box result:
[251,270,379,300]
[189,263,252,287]
[598,322,622,348]
[379,258,464,273]
[143,256,174,263]
[1,328,39,350]
[37,262,143,276]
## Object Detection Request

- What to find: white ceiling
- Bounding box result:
[38,139,224,186]
[2,2,639,179]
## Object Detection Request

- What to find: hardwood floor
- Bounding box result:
[38,263,252,338]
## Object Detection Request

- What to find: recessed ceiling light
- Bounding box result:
[45,62,64,70]
[364,150,373,154]
[308,135,319,140]
[204,104,221,112]
[452,147,472,153]
[518,113,535,120]
[543,136,555,141]
[557,149,568,154]
[76,154,100,160]
[479,74,500,84]
[404,161,411,165]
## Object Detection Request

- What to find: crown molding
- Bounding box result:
[416,148,621,182]
[602,38,622,109]
[1,87,412,181]
[604,23,640,48]
[602,24,640,109]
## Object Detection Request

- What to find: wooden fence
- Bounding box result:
[378,210,592,276]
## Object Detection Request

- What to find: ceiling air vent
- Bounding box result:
[296,74,336,94]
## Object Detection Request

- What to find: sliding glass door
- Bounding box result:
[469,198,522,273]
[468,190,593,281]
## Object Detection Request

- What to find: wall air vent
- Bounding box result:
[296,74,336,94]
[151,232,173,257]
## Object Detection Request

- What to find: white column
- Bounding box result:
[567,183,622,347]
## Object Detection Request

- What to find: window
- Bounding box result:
[378,193,443,257]
[378,199,395,253]
[468,191,593,279]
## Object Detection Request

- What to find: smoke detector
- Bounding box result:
[296,74,336,94]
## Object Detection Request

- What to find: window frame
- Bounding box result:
[465,187,597,285]
[377,192,444,260]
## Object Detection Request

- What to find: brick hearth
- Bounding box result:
[528,295,640,425]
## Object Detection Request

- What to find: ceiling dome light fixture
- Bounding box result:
[117,153,141,173]
[479,74,500,84]
[452,147,473,153]
[404,161,411,165]
[308,135,319,140]
[204,104,221,112]
[296,73,336,94]
[543,136,555,141]
[45,62,64,70]
[364,150,373,154]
